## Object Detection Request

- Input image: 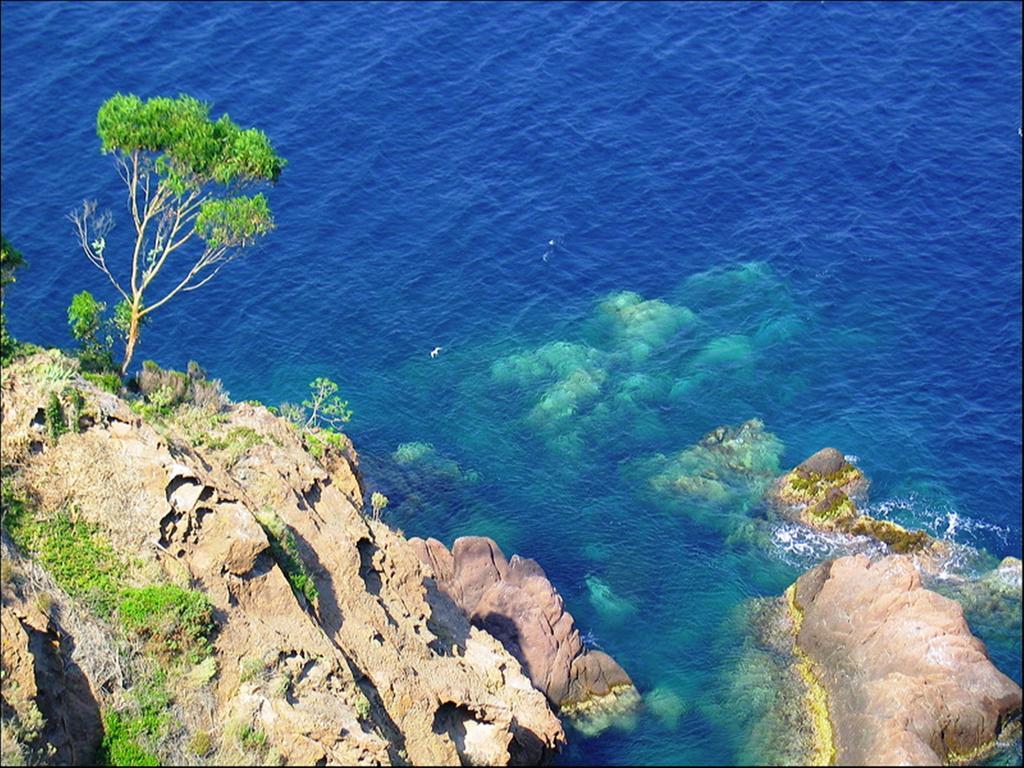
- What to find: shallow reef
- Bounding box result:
[630,419,784,532]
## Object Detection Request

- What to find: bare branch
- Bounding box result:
[68,200,128,301]
[140,243,237,317]
[139,190,204,292]
[129,150,141,231]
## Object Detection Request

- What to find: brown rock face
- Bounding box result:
[791,555,1022,765]
[409,536,635,712]
[0,590,102,765]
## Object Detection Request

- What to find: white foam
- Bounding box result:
[768,521,884,569]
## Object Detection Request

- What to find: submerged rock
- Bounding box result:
[409,536,638,734]
[640,418,784,515]
[585,575,637,624]
[491,340,609,430]
[644,686,688,730]
[787,554,1022,765]
[393,441,480,483]
[588,290,697,361]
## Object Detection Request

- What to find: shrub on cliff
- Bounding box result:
[118,585,215,663]
[1,234,27,365]
[69,93,285,374]
[133,359,227,419]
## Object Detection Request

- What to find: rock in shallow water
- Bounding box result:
[772,447,941,556]
[409,535,639,733]
[788,554,1022,765]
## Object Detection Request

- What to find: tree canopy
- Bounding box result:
[72,93,286,374]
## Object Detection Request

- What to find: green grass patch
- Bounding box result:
[237,725,267,753]
[96,671,170,766]
[3,485,215,662]
[83,371,122,394]
[3,502,125,618]
[118,584,214,663]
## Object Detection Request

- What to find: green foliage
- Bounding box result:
[254,508,318,605]
[4,507,125,618]
[197,426,262,464]
[237,725,267,753]
[45,391,68,440]
[118,584,214,663]
[97,93,284,188]
[1,234,27,365]
[354,691,371,720]
[188,730,213,758]
[83,371,122,393]
[195,194,273,248]
[277,402,304,427]
[39,357,77,385]
[97,711,160,767]
[97,673,169,766]
[81,94,285,373]
[292,377,354,462]
[173,406,229,447]
[239,657,269,684]
[0,234,26,288]
[112,299,136,340]
[370,492,389,521]
[186,657,218,687]
[67,291,117,372]
[0,476,28,529]
[304,428,349,460]
[68,388,85,433]
[302,377,352,430]
[135,360,225,417]
[68,290,106,347]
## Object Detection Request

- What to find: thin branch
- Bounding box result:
[129,151,141,231]
[68,200,128,301]
[139,190,203,292]
[140,244,234,316]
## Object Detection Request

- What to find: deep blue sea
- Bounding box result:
[2,1,1021,764]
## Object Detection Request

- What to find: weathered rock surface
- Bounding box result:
[1,351,564,765]
[790,554,1022,765]
[409,536,637,727]
[0,568,102,765]
[772,447,940,555]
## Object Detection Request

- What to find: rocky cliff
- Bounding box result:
[1,350,565,765]
[786,554,1021,765]
[409,536,639,732]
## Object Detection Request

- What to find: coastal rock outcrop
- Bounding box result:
[1,351,563,765]
[787,554,1022,765]
[772,447,938,554]
[409,536,639,730]
[0,569,103,765]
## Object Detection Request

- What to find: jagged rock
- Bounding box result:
[1,352,564,765]
[788,554,1022,765]
[772,448,938,555]
[0,589,102,764]
[409,535,637,731]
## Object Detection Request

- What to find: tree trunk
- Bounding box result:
[119,307,142,376]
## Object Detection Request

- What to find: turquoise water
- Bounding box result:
[2,2,1020,764]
